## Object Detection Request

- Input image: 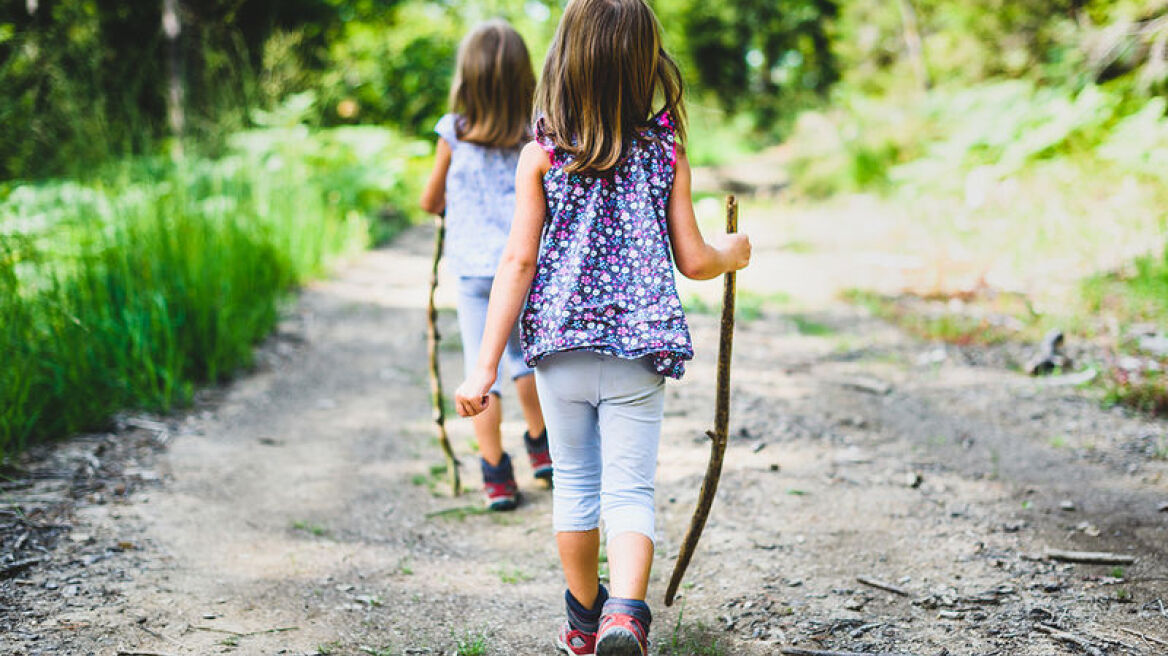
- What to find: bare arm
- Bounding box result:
[666,153,751,280]
[419,138,452,215]
[454,142,549,417]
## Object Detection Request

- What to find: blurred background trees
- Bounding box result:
[3,0,1166,180]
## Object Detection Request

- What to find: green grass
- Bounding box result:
[425,505,490,521]
[492,564,534,584]
[1083,247,1168,324]
[0,126,421,459]
[291,520,330,538]
[844,289,1021,346]
[791,314,833,336]
[454,630,489,656]
[685,289,791,321]
[1085,247,1168,416]
[663,605,725,656]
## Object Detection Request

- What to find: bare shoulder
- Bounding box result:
[519,141,552,176]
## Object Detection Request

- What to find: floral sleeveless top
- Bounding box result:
[520,112,693,378]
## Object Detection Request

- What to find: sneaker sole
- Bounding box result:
[554,635,594,656]
[486,496,519,511]
[595,627,644,656]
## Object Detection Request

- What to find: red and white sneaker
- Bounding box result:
[595,612,648,656]
[555,620,596,655]
[480,454,519,511]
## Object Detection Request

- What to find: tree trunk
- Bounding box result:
[896,0,932,91]
[162,0,185,157]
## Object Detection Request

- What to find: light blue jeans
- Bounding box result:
[534,350,666,544]
[456,276,533,395]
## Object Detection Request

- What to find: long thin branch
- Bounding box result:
[426,217,461,496]
[664,195,738,606]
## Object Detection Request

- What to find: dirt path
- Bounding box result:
[3,222,1167,656]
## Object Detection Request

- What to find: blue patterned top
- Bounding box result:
[520,112,693,378]
[435,113,523,278]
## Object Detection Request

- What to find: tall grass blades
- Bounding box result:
[0,126,423,459]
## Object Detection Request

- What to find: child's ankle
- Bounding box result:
[565,583,608,633]
[480,452,513,480]
[601,597,651,629]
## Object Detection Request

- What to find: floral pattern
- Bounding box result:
[435,113,523,278]
[520,112,693,378]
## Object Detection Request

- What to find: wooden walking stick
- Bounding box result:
[426,216,461,496]
[664,195,738,606]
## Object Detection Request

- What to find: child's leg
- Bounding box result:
[557,529,600,607]
[605,532,654,601]
[502,325,546,437]
[597,357,666,601]
[471,393,504,465]
[514,373,545,437]
[534,352,604,605]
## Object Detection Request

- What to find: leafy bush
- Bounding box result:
[786,79,1167,198]
[0,126,425,458]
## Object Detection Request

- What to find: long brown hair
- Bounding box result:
[535,0,686,174]
[448,20,535,149]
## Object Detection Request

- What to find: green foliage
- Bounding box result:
[0,0,398,179]
[0,125,421,458]
[787,77,1168,199]
[1083,245,1168,322]
[671,0,839,130]
[454,630,489,656]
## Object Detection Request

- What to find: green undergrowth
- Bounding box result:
[1090,249,1168,414]
[802,82,1167,417]
[844,289,1030,347]
[788,82,1168,201]
[1083,247,1168,324]
[663,605,725,656]
[0,126,425,459]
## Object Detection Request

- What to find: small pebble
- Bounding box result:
[1059,500,1076,512]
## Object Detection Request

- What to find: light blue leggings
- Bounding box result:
[534,350,665,544]
[456,276,533,395]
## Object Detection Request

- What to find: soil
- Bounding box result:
[2,220,1167,656]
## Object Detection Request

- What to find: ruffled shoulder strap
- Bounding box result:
[651,110,677,167]
[534,117,564,167]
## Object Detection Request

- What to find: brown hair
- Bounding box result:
[535,0,686,174]
[449,20,536,149]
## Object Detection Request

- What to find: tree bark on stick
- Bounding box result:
[664,195,738,606]
[427,217,461,496]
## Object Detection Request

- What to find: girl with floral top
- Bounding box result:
[453,1,751,653]
[420,20,551,511]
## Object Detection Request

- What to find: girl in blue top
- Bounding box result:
[454,1,751,654]
[420,20,550,511]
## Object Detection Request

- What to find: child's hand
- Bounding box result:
[454,368,496,417]
[714,233,752,273]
